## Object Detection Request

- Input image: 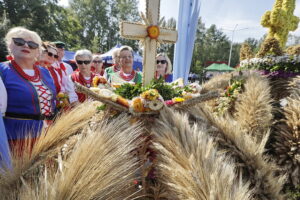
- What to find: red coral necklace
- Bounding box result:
[79,72,92,87]
[119,69,135,81]
[11,60,40,82]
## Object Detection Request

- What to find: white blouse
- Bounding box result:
[0,77,7,115]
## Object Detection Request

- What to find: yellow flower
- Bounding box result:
[140,89,159,101]
[172,97,185,103]
[57,92,66,99]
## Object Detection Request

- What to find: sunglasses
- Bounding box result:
[46,51,59,59]
[12,38,39,49]
[77,60,91,65]
[157,60,167,64]
[55,44,65,49]
[93,60,102,64]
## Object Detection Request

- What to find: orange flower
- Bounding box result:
[92,76,107,87]
[147,25,160,39]
[132,97,145,112]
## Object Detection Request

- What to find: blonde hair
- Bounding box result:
[5,27,42,53]
[42,41,57,54]
[92,54,102,61]
[156,53,172,74]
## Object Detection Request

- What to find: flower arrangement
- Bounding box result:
[240,54,300,77]
[56,92,70,109]
[214,78,244,115]
[90,77,202,113]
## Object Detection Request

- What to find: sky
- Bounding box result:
[59,0,300,43]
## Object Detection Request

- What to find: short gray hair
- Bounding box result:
[75,49,92,60]
[118,45,134,57]
[5,27,42,53]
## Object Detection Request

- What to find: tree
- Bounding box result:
[0,0,83,60]
[0,11,10,61]
[190,18,206,75]
[70,0,140,53]
[243,38,259,54]
[201,24,231,66]
[157,17,177,62]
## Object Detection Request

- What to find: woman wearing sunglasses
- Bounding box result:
[155,53,173,82]
[91,54,104,76]
[0,27,56,154]
[40,42,78,109]
[71,49,99,102]
[40,42,61,93]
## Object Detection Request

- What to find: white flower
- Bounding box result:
[149,100,164,111]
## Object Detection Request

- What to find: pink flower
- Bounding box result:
[165,100,174,106]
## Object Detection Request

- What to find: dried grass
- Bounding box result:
[14,113,144,200]
[152,107,253,200]
[234,74,273,140]
[192,104,286,200]
[269,94,300,188]
[201,72,233,94]
[0,102,98,198]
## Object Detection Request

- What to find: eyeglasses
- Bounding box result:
[12,38,39,49]
[120,55,133,59]
[76,60,91,65]
[93,60,102,64]
[47,52,59,59]
[157,60,167,64]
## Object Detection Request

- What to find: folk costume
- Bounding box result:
[0,61,56,141]
[110,68,142,85]
[103,65,120,81]
[71,71,97,102]
[91,66,104,76]
[52,61,78,104]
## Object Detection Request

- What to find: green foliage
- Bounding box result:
[287,185,300,200]
[115,83,143,100]
[244,37,260,53]
[191,19,241,72]
[114,78,192,100]
[143,78,186,100]
[70,0,140,52]
[0,0,141,61]
[97,104,107,111]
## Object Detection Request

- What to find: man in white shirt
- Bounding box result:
[52,41,74,76]
[51,41,78,104]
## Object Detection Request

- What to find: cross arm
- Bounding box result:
[158,28,178,43]
[120,21,148,40]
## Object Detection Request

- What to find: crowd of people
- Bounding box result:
[0,27,173,158]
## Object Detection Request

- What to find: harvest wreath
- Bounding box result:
[74,77,220,114]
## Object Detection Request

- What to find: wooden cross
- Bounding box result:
[119,0,178,85]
